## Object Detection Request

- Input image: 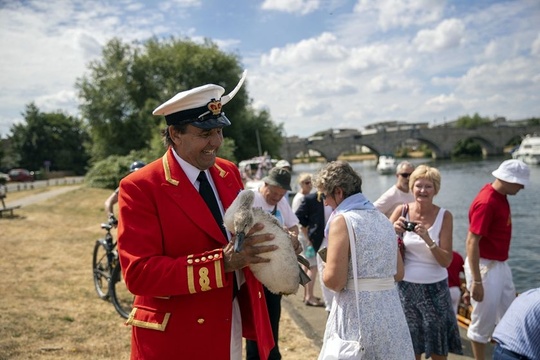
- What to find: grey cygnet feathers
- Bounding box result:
[223,190,300,295]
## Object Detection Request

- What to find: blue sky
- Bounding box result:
[1,0,539,139]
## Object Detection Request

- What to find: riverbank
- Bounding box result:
[292,151,427,164]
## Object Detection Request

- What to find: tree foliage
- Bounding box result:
[454,113,491,129]
[85,150,154,190]
[9,103,90,174]
[76,37,283,163]
[451,138,483,158]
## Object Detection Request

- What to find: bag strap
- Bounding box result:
[342,212,362,342]
[401,203,409,219]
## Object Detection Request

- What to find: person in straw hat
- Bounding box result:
[464,159,530,360]
[117,71,276,360]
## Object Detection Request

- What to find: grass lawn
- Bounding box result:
[0,186,319,359]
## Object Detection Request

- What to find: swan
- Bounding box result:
[223,189,302,295]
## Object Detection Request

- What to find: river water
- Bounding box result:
[290,158,540,293]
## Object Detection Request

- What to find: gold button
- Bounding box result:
[187,259,193,264]
[197,318,205,324]
[195,259,200,263]
[258,291,262,299]
[201,257,207,262]
[208,255,213,260]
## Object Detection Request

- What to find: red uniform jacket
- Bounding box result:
[118,149,274,359]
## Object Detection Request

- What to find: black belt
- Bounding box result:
[495,343,530,360]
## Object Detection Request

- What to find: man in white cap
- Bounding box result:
[464,159,530,360]
[117,71,276,360]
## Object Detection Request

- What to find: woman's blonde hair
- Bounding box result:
[297,172,312,184]
[409,164,441,194]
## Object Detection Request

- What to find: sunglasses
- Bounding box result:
[318,192,327,201]
[302,181,311,185]
[399,173,411,178]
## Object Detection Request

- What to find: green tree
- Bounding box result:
[76,39,156,161]
[9,103,90,174]
[77,37,283,163]
[451,138,483,159]
[527,117,540,126]
[454,113,491,129]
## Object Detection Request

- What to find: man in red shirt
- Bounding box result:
[465,159,530,360]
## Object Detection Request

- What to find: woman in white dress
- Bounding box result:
[316,161,414,360]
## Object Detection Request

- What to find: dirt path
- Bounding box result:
[5,185,83,208]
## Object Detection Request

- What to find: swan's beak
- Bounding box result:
[234,232,246,253]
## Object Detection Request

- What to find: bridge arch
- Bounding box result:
[280,125,540,163]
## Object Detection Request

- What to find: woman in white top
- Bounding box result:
[389,165,462,360]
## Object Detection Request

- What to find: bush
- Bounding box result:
[85,151,156,190]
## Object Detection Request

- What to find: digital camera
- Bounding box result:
[403,221,417,232]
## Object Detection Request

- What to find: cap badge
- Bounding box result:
[207,99,222,116]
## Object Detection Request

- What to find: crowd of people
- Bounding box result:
[108,72,534,360]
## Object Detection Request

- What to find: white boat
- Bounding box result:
[376,155,397,174]
[238,155,277,190]
[512,134,540,165]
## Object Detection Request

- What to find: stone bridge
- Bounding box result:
[280,125,540,162]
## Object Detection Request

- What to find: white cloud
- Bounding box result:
[261,33,346,67]
[261,0,320,15]
[414,18,466,53]
[425,93,461,112]
[532,33,540,56]
[354,0,445,31]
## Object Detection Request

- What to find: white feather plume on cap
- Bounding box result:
[152,70,247,129]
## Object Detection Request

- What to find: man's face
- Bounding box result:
[504,181,525,196]
[171,125,223,170]
[260,183,287,206]
[397,165,414,188]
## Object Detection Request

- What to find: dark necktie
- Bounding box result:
[198,171,238,298]
[197,171,226,238]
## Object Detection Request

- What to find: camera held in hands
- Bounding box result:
[403,221,417,232]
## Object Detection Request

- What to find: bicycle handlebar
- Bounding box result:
[101,216,117,231]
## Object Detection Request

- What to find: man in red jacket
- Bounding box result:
[118,71,275,360]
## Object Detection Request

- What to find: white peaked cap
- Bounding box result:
[153,70,247,129]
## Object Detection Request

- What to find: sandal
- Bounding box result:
[305,298,325,307]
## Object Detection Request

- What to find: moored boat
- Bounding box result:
[238,154,277,190]
[376,155,397,174]
[512,134,540,165]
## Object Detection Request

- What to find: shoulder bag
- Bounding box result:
[319,212,365,360]
[397,204,408,259]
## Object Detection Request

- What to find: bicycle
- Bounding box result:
[92,215,133,318]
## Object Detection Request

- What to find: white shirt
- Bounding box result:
[252,189,299,229]
[373,185,415,218]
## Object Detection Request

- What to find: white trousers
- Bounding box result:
[464,258,515,343]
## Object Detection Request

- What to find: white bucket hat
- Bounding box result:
[492,159,530,186]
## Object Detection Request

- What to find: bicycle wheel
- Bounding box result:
[92,240,111,300]
[110,264,133,319]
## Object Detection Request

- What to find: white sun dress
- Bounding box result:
[319,209,415,360]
